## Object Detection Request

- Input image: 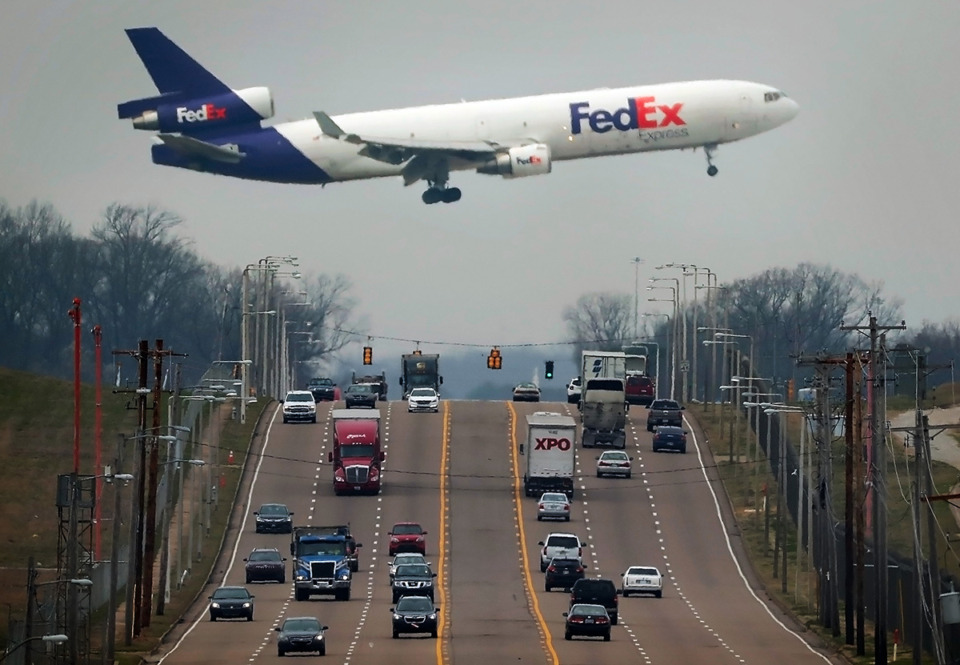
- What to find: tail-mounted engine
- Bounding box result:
[119,86,275,134]
[477,143,552,179]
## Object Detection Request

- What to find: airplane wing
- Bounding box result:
[313,111,502,186]
[155,133,246,164]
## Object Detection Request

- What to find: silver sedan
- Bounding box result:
[537,492,571,521]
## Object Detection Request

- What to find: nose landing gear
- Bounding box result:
[705,144,718,177]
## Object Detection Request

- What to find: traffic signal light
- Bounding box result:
[545,360,554,379]
[487,348,502,370]
[363,346,373,365]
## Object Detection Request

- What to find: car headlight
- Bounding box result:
[428,613,437,620]
[393,613,401,620]
[242,602,251,608]
[315,634,325,642]
[211,602,221,608]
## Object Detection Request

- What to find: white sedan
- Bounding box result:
[407,387,440,413]
[621,565,663,597]
[596,450,632,478]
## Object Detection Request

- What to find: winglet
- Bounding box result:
[313,112,362,143]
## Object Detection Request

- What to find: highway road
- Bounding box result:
[154,399,842,665]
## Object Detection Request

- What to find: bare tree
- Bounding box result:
[0,200,99,372]
[296,273,363,361]
[88,204,213,377]
[562,292,633,361]
[722,263,903,381]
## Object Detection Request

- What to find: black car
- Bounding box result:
[208,586,255,621]
[307,377,337,402]
[244,547,286,584]
[391,595,439,639]
[652,425,687,454]
[344,383,378,409]
[563,603,611,641]
[391,563,437,603]
[275,616,328,656]
[645,399,684,431]
[545,557,587,592]
[254,503,294,534]
[570,578,619,625]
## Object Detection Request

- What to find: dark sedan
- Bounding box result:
[344,383,378,409]
[244,548,286,584]
[208,586,254,621]
[563,603,611,641]
[275,616,328,656]
[391,595,439,638]
[652,425,688,453]
[254,503,293,534]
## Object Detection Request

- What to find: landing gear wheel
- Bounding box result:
[442,187,462,203]
[707,165,718,176]
[422,188,443,204]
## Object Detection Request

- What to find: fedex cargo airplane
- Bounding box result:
[118,28,799,204]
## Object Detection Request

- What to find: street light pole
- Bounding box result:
[632,257,643,339]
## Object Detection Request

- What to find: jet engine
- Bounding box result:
[127,87,275,133]
[477,144,552,179]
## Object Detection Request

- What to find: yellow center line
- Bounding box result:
[436,401,451,664]
[508,401,560,665]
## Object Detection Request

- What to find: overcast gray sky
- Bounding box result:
[2,1,957,364]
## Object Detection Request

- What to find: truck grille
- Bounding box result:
[310,561,336,578]
[345,466,369,484]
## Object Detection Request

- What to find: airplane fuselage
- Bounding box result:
[149,79,798,186]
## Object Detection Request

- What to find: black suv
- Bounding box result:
[569,578,619,625]
[244,547,286,583]
[545,557,587,592]
[392,563,437,603]
[646,399,684,431]
[344,383,378,409]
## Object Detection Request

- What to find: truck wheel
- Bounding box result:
[295,588,308,601]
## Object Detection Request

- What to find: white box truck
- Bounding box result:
[581,350,627,383]
[522,412,577,499]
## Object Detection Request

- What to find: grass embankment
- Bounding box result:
[0,366,265,663]
[692,383,960,665]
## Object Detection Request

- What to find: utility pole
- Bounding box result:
[795,354,848,636]
[632,257,643,339]
[842,315,906,665]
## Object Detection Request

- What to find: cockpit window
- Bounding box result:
[764,90,787,102]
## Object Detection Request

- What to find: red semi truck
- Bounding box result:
[328,409,384,495]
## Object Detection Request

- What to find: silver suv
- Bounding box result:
[538,532,584,572]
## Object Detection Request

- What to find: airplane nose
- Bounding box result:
[783,98,799,122]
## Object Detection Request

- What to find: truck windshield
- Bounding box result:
[340,444,375,458]
[406,375,435,388]
[300,541,347,556]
